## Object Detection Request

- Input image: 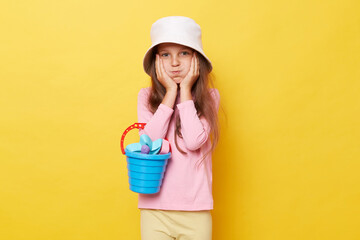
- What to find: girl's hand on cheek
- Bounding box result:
[155,54,178,92]
[180,52,199,90]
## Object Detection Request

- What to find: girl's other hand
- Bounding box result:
[180,52,199,91]
[155,54,178,92]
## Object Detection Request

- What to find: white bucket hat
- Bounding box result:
[143,16,213,76]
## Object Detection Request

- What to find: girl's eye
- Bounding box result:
[181,51,190,55]
[160,53,169,57]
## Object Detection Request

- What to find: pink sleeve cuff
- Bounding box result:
[176,100,195,110]
[159,103,175,115]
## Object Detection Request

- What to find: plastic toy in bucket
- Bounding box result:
[120,123,171,194]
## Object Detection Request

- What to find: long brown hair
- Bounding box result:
[144,46,219,167]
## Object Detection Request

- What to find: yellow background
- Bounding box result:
[1,0,359,239]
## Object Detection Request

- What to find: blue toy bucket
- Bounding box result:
[125,150,170,194]
[121,123,171,194]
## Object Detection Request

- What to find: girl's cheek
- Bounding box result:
[185,62,191,72]
[161,59,169,69]
[166,63,173,73]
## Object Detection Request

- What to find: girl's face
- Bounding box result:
[156,43,195,84]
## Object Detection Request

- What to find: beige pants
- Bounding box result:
[140,209,212,240]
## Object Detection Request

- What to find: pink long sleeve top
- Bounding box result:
[137,87,220,211]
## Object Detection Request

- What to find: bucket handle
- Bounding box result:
[120,123,146,155]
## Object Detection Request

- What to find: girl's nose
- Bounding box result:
[171,56,180,66]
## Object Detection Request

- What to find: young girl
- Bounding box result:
[137,16,220,240]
